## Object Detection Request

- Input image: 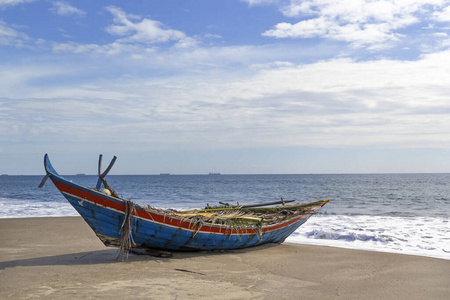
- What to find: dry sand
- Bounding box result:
[0,217,449,299]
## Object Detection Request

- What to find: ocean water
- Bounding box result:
[1,174,449,260]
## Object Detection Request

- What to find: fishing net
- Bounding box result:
[117,200,136,261]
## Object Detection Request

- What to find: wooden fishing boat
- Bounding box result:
[39,154,329,257]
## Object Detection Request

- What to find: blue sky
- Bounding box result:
[1,0,450,175]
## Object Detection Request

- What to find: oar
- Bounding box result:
[219,198,295,208]
[180,199,329,214]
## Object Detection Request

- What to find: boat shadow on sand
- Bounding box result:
[0,243,280,269]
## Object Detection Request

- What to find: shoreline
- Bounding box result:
[2,215,448,261]
[1,217,449,299]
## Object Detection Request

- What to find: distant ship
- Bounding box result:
[76,173,86,176]
[208,172,221,175]
[1,174,8,176]
[159,173,171,176]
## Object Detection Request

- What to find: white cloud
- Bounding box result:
[52,6,197,55]
[0,20,34,47]
[50,1,86,17]
[0,0,35,7]
[433,4,450,22]
[240,0,279,6]
[105,6,192,46]
[263,0,450,49]
[52,41,143,55]
[432,32,448,37]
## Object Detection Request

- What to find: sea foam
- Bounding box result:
[286,214,450,260]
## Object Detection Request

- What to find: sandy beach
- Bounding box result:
[0,217,448,299]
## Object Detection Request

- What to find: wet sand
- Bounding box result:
[1,217,449,299]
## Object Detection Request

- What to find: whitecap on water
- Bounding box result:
[286,214,450,260]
